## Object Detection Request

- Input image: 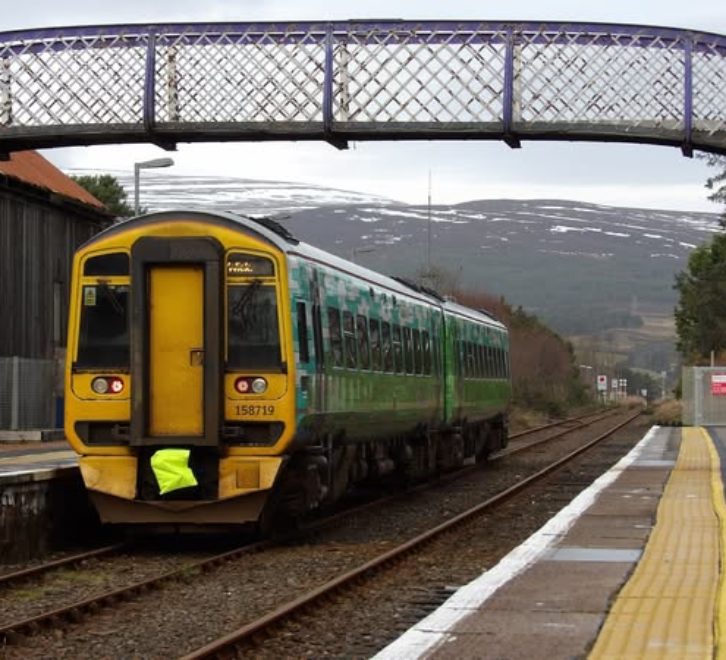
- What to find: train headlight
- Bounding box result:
[91,376,124,395]
[251,378,268,394]
[109,377,124,394]
[91,377,110,394]
[234,377,251,394]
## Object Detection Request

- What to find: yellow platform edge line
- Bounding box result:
[589,428,718,659]
[704,427,726,660]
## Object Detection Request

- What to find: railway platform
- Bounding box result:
[376,425,726,659]
[0,441,93,562]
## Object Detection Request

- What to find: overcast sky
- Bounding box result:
[3,1,725,212]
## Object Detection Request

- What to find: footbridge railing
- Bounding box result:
[0,20,724,156]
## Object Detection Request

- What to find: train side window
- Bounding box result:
[327,307,343,367]
[413,329,422,374]
[485,345,493,378]
[357,314,370,369]
[392,324,403,373]
[468,342,476,378]
[382,322,393,372]
[495,347,502,378]
[504,349,510,378]
[403,327,414,373]
[477,344,484,378]
[343,311,357,369]
[422,331,431,375]
[296,302,309,363]
[369,319,382,371]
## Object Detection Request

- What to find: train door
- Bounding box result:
[310,268,325,411]
[148,266,204,436]
[130,236,222,447]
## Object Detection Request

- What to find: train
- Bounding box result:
[64,210,511,528]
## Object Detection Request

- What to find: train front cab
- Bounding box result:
[65,216,296,526]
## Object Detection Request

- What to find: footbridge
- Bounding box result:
[0,20,724,157]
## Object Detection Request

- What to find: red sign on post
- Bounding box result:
[711,374,726,395]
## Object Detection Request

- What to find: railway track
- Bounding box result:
[180,409,640,659]
[0,407,639,655]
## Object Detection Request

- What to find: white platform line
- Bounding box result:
[373,425,663,660]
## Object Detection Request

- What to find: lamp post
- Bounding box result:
[134,157,174,214]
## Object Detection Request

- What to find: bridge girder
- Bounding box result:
[0,20,724,156]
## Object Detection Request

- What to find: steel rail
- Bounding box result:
[498,408,624,458]
[508,407,618,440]
[0,543,125,588]
[0,408,633,647]
[0,540,271,645]
[180,410,641,660]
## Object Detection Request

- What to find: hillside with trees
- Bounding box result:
[675,155,726,365]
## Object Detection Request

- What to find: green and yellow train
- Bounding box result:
[65,210,511,527]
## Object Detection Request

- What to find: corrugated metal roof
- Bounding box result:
[0,151,105,209]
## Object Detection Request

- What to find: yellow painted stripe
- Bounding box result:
[705,427,726,660]
[589,428,718,659]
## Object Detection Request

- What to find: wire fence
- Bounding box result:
[0,357,57,430]
[682,367,726,426]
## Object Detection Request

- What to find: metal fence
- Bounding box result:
[0,357,56,430]
[682,367,726,426]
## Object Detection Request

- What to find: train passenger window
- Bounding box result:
[477,344,484,378]
[343,311,357,369]
[413,330,422,374]
[403,327,414,373]
[382,322,393,372]
[76,284,129,368]
[296,302,309,364]
[422,331,431,375]
[327,307,343,367]
[495,347,502,378]
[357,315,370,369]
[228,284,282,369]
[485,346,493,378]
[369,319,382,371]
[468,342,476,378]
[392,325,403,373]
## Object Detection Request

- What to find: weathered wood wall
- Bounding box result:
[0,176,109,359]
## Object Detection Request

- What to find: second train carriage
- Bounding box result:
[64,210,511,526]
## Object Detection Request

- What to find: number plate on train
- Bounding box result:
[235,405,275,416]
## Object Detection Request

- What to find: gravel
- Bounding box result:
[0,410,650,659]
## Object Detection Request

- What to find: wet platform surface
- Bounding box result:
[376,426,726,659]
[0,441,77,480]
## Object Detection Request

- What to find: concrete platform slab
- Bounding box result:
[374,426,685,660]
[431,611,603,660]
[480,560,635,613]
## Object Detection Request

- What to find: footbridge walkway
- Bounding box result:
[0,20,724,156]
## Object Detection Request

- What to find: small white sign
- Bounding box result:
[597,375,607,392]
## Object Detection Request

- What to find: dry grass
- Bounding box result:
[650,399,682,426]
[508,405,551,434]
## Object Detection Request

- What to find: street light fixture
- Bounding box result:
[134,157,174,214]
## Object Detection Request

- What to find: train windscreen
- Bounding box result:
[227,283,282,369]
[76,284,130,368]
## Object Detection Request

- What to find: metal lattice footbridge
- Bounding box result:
[0,20,724,157]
